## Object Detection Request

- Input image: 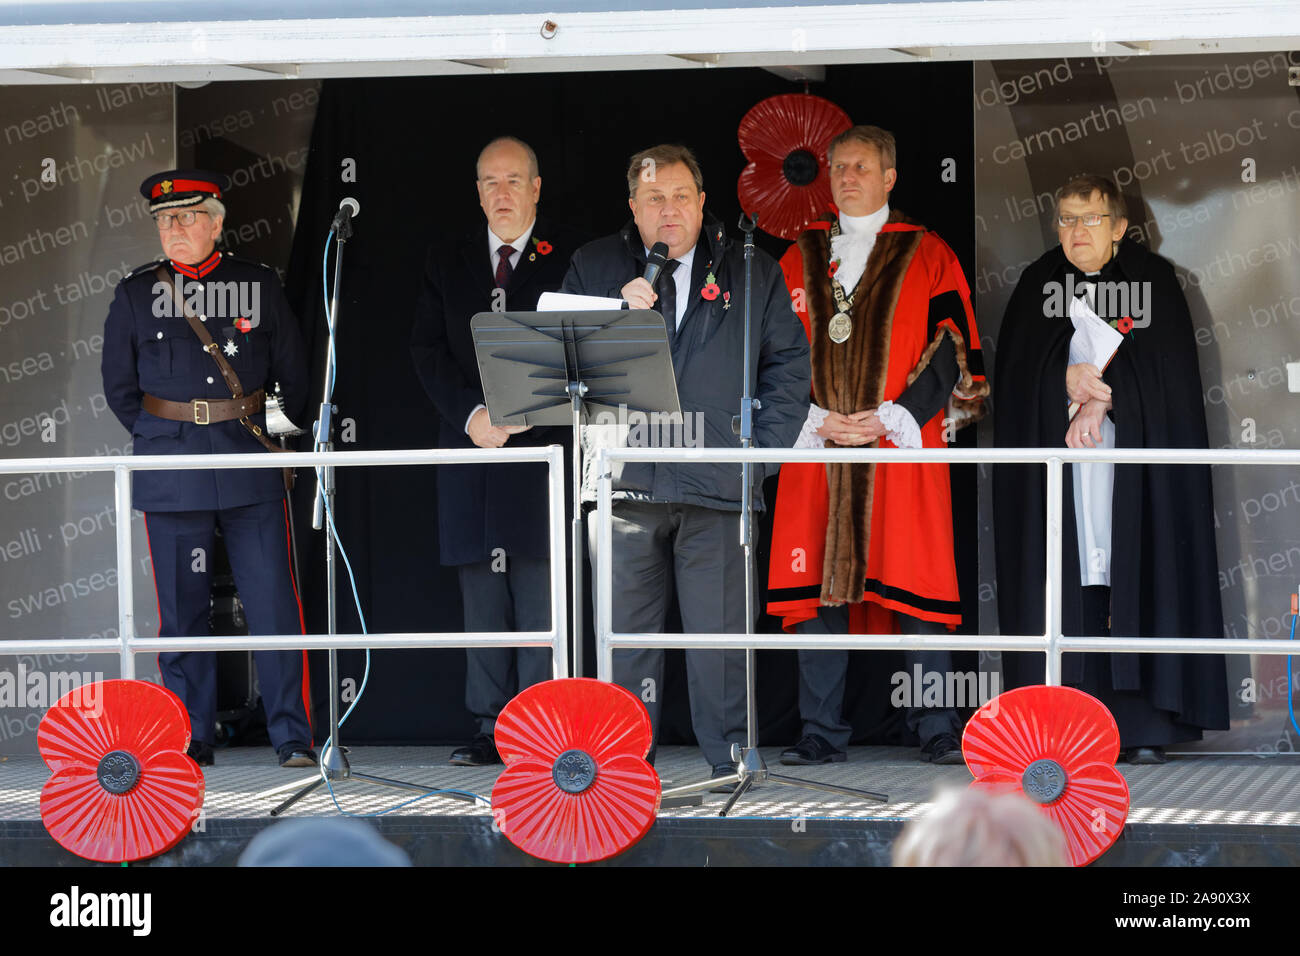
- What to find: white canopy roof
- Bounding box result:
[1,0,1298,84]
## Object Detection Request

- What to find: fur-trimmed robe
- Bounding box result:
[767,211,987,630]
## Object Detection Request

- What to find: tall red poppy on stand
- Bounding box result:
[38,679,206,863]
[962,685,1130,866]
[737,93,852,240]
[491,678,660,864]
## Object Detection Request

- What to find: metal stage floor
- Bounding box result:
[3,745,1299,865]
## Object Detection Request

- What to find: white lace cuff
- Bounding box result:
[876,400,922,449]
[795,403,828,449]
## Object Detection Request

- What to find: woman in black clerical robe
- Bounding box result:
[992,174,1228,764]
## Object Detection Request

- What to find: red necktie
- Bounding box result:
[495,245,515,289]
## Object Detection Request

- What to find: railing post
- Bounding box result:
[1044,456,1063,686]
[113,465,136,680]
[546,444,569,680]
[596,450,614,683]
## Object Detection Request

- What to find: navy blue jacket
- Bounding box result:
[101,252,309,511]
[410,215,582,565]
[560,214,810,511]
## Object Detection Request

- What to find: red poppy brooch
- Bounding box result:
[38,679,206,863]
[737,93,852,240]
[701,270,721,301]
[491,678,660,864]
[962,685,1130,866]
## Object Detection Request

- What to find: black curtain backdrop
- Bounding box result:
[282,63,976,747]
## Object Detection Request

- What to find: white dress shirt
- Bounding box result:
[1068,273,1115,586]
[488,218,536,273]
[468,219,538,434]
[643,243,696,330]
[829,203,890,293]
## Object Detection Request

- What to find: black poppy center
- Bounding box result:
[1021,758,1067,804]
[782,149,819,187]
[552,749,597,794]
[96,750,141,795]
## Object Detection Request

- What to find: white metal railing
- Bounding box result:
[0,447,569,681]
[594,445,1300,683]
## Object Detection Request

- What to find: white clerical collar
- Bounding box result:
[489,218,536,256]
[839,203,890,237]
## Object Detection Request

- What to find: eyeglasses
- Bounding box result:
[153,210,211,228]
[1057,213,1110,229]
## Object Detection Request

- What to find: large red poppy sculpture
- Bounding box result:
[491,678,660,864]
[38,679,205,863]
[737,93,852,240]
[962,685,1130,866]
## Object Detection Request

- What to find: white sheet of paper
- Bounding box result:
[1066,295,1123,420]
[1068,294,1123,369]
[537,291,627,312]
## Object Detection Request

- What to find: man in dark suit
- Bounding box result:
[560,144,810,784]
[411,137,581,765]
[101,169,315,768]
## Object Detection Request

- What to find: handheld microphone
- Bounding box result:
[332,197,360,230]
[642,241,669,287]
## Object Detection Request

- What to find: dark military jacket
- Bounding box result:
[101,250,309,511]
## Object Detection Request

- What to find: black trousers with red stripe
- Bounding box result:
[145,499,312,750]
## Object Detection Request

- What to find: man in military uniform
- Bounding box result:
[102,169,315,767]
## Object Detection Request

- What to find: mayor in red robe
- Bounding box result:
[766,126,988,765]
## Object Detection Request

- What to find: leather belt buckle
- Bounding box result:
[193,400,210,425]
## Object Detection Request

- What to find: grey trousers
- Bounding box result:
[459,555,554,736]
[795,604,960,750]
[589,500,747,767]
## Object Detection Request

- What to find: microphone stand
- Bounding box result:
[657,212,888,815]
[269,207,467,815]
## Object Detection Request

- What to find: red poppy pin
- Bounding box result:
[235,317,252,333]
[1117,316,1133,333]
[701,270,721,301]
[532,237,553,255]
[963,685,1130,866]
[828,259,840,278]
[491,677,660,864]
[38,679,206,863]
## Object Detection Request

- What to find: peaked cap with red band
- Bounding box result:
[140,168,231,213]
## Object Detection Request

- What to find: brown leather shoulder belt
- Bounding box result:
[151,265,294,490]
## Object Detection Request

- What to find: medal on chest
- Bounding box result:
[826,220,857,345]
[828,310,852,344]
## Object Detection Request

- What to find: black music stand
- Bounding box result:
[470,308,681,679]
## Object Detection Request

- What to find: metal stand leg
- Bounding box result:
[271,224,448,816]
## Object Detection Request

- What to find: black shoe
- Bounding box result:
[709,763,738,794]
[450,734,501,767]
[187,740,214,767]
[277,743,317,768]
[780,733,847,766]
[920,732,964,765]
[1125,746,1167,765]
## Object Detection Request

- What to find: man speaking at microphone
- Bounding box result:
[560,144,810,785]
